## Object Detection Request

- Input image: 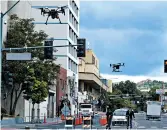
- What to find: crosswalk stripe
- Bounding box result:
[151,126,157,128]
[163,127,167,128]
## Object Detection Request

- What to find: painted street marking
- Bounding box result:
[150,126,157,129]
[138,126,146,128]
[112,126,121,127]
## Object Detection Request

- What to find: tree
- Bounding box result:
[113,80,141,95]
[2,14,60,115]
[148,86,160,101]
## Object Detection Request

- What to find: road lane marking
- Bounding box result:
[151,121,156,122]
[138,126,146,128]
[150,126,157,129]
[112,126,121,127]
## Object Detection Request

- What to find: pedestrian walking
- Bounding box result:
[106,107,113,129]
[126,108,135,129]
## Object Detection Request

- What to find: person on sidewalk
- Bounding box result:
[126,108,135,129]
[106,107,113,129]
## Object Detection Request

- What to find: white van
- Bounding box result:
[79,103,94,117]
[112,108,128,126]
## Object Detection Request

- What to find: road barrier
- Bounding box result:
[82,115,92,129]
[65,115,74,128]
[75,117,80,125]
[61,114,65,120]
[99,115,107,126]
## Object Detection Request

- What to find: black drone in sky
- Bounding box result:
[37,6,68,25]
[110,63,125,72]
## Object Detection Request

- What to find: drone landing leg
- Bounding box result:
[45,15,50,25]
[58,17,62,24]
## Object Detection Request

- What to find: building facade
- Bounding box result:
[56,67,67,115]
[1,0,79,117]
[78,49,108,101]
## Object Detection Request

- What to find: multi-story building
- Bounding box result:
[1,0,79,118]
[78,49,108,101]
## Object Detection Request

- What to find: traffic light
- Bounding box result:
[77,38,86,57]
[3,93,7,99]
[22,80,33,100]
[44,41,53,59]
[164,60,167,73]
[4,72,13,86]
[120,95,123,98]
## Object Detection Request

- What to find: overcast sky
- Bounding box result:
[80,1,167,82]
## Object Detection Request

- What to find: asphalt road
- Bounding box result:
[4,113,167,129]
[34,113,167,129]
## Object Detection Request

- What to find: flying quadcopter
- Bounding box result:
[37,6,68,25]
[110,63,125,72]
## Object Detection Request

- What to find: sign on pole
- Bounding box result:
[61,104,70,117]
[6,53,31,60]
[156,89,166,94]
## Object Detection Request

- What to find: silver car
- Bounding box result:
[112,108,128,126]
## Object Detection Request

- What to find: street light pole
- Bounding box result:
[0,0,20,87]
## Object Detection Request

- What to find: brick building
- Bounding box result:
[56,67,67,115]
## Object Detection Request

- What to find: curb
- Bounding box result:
[1,124,36,128]
[36,121,63,126]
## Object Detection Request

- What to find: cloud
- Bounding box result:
[101,65,167,83]
[101,73,167,83]
[80,1,167,30]
[80,27,167,75]
[80,1,167,76]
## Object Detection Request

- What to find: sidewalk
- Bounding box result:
[1,117,63,128]
[1,124,36,128]
[37,117,64,126]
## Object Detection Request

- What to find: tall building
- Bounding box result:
[1,0,79,118]
[78,49,108,101]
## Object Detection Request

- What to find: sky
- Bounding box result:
[79,1,167,83]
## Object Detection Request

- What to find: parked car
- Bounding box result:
[112,108,129,126]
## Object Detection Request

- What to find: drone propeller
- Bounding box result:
[61,7,65,15]
[37,8,49,16]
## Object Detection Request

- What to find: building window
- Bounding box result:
[70,60,72,70]
[92,55,95,64]
[69,58,71,69]
[79,59,82,65]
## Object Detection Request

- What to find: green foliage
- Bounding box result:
[2,14,60,114]
[148,86,160,101]
[113,80,141,95]
[103,80,139,110]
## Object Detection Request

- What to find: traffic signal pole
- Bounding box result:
[0,0,20,87]
[2,44,82,51]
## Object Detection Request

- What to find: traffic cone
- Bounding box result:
[44,113,46,123]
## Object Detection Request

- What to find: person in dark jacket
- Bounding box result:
[106,107,113,129]
[126,108,135,129]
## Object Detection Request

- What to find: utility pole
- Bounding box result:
[0,0,20,87]
[100,83,102,111]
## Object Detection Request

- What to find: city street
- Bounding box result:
[33,113,167,129]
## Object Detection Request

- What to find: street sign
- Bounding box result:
[156,89,167,94]
[93,100,98,105]
[6,53,31,60]
[61,104,70,116]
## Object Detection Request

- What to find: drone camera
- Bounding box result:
[50,10,57,19]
